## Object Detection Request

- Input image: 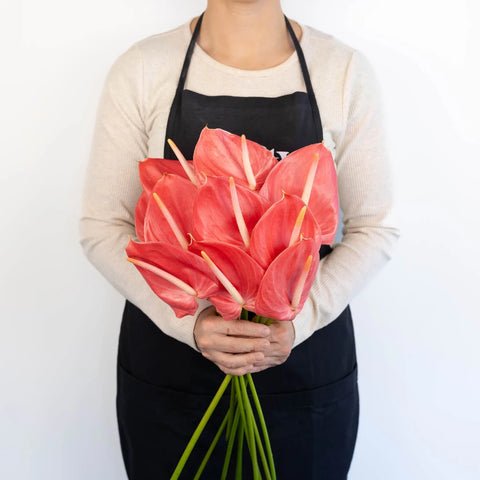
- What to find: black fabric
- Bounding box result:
[117,304,358,479]
[117,14,359,479]
[164,90,321,161]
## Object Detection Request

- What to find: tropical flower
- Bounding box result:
[193,127,278,190]
[143,174,197,246]
[193,176,271,249]
[260,142,339,243]
[126,126,339,479]
[125,240,218,318]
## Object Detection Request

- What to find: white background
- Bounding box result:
[1,0,479,478]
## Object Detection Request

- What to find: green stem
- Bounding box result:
[233,376,258,479]
[221,404,241,480]
[238,375,261,480]
[235,419,244,479]
[247,374,276,480]
[193,412,229,480]
[251,412,272,480]
[240,376,271,480]
[170,375,232,480]
[226,381,236,442]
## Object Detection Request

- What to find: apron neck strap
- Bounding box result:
[173,13,204,102]
[284,16,323,142]
[170,12,323,143]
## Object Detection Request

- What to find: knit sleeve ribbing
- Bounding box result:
[79,44,208,350]
[292,50,400,347]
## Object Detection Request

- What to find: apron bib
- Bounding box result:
[117,15,359,479]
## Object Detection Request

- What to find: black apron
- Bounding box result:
[117,15,359,480]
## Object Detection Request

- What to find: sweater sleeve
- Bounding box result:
[79,44,209,350]
[292,50,400,347]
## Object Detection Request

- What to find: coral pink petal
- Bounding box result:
[255,239,320,321]
[193,127,277,190]
[139,158,194,193]
[134,191,149,242]
[207,295,243,321]
[191,241,264,320]
[144,174,197,244]
[193,176,271,248]
[260,143,339,243]
[250,194,322,269]
[126,240,219,317]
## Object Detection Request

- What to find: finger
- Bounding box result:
[261,343,292,358]
[209,335,270,354]
[204,351,265,376]
[248,359,286,374]
[196,329,269,354]
[252,355,288,370]
[217,319,270,338]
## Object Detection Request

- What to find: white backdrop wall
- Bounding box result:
[1,1,479,478]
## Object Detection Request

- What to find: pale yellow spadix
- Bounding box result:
[288,206,307,247]
[201,251,245,305]
[301,153,319,206]
[167,138,198,186]
[153,192,189,250]
[127,257,197,296]
[229,177,250,250]
[290,254,313,311]
[241,134,256,190]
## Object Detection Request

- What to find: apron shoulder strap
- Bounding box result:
[284,16,323,142]
[173,13,204,104]
[165,12,323,158]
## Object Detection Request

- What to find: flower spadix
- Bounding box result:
[260,143,339,244]
[193,127,277,190]
[191,241,264,320]
[126,240,218,318]
[290,254,313,311]
[143,174,196,246]
[255,238,320,321]
[241,134,256,190]
[139,157,195,192]
[193,176,270,249]
[135,158,196,241]
[200,250,244,306]
[229,177,250,249]
[167,139,198,186]
[152,193,189,249]
[250,194,322,270]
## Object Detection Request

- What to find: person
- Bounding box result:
[80,0,399,478]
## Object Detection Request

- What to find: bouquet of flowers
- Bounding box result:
[126,127,338,479]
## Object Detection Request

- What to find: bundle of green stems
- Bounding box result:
[170,310,276,480]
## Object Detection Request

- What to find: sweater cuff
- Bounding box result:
[164,298,211,352]
[291,300,317,348]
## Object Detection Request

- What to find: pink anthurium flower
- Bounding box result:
[193,176,271,249]
[143,174,197,247]
[260,143,339,244]
[255,237,320,321]
[135,157,196,241]
[139,157,195,192]
[134,192,149,242]
[193,127,277,190]
[190,240,264,320]
[126,240,218,318]
[166,139,198,185]
[250,194,322,270]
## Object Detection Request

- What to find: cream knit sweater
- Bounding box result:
[80,21,399,350]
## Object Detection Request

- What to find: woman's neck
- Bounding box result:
[191,0,302,70]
